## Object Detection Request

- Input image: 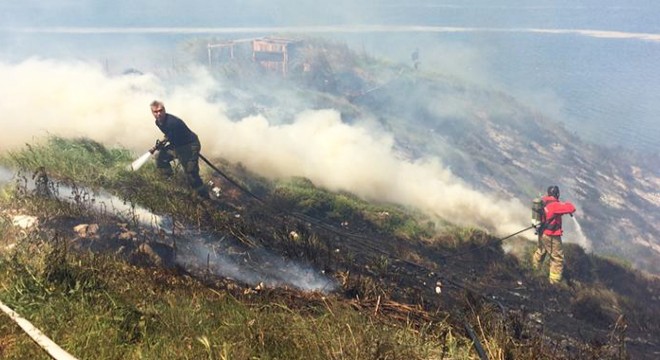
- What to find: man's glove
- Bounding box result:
[149,138,168,154]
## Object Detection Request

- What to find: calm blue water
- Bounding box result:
[464,32,660,153]
[372,1,660,153]
[2,1,659,153]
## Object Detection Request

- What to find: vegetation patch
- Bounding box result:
[1,137,658,359]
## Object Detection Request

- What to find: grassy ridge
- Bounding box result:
[2,137,658,359]
[0,137,473,359]
[0,238,464,359]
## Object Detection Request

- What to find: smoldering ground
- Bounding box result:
[0,166,337,292]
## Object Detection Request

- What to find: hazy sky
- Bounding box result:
[1,0,377,28]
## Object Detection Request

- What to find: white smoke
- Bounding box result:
[6,172,336,292]
[0,166,13,185]
[181,238,337,292]
[0,166,166,229]
[0,58,160,152]
[0,58,531,238]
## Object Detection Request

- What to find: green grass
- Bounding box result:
[3,136,133,187]
[0,133,440,245]
[2,136,656,359]
[0,232,472,359]
[0,137,477,359]
[273,176,436,240]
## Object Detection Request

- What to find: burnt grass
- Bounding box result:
[21,168,660,360]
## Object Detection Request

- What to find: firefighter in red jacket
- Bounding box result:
[532,185,576,284]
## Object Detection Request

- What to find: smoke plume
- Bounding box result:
[0,58,530,238]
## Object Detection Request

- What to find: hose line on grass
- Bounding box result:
[0,299,79,360]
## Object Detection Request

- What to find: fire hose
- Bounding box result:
[0,299,78,360]
[129,148,543,359]
[129,138,169,171]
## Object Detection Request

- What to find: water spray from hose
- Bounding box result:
[568,215,592,252]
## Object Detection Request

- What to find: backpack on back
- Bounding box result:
[531,197,546,235]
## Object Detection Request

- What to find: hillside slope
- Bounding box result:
[1,138,659,359]
[197,36,660,275]
[1,37,658,359]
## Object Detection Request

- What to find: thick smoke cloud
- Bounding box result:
[0,59,159,151]
[0,58,530,237]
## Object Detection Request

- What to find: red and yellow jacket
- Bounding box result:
[542,195,576,236]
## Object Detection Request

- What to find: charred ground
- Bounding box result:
[3,156,658,359]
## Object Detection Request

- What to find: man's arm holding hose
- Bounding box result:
[149,138,169,154]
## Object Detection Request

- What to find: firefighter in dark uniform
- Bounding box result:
[149,100,208,199]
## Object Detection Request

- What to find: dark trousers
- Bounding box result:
[156,141,206,197]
